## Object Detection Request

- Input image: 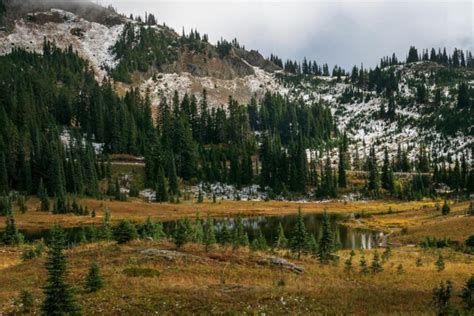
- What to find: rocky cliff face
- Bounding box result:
[1,0,125,27]
[162,45,256,80]
[0,4,286,107]
[0,1,471,160]
[234,48,281,73]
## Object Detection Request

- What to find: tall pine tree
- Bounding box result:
[41,225,81,315]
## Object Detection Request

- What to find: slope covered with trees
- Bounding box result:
[0,42,155,198]
[0,2,472,204]
[0,40,338,200]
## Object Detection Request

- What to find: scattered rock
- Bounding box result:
[140,248,206,263]
[256,256,305,274]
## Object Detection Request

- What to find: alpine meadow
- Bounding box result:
[0,0,473,314]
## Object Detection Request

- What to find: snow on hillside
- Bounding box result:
[140,63,289,108]
[0,9,123,79]
[0,8,469,162]
[0,8,288,108]
[287,66,472,163]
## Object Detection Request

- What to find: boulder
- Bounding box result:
[140,248,205,263]
[256,256,305,274]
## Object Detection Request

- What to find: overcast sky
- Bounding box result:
[97,0,473,70]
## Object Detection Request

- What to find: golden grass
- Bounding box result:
[344,200,473,244]
[0,241,472,314]
[1,197,438,231]
[1,196,472,313]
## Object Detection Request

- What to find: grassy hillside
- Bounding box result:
[1,239,473,314]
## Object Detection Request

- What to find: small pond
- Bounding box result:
[17,213,384,250]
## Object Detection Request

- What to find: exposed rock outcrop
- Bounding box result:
[141,248,206,263]
[256,256,305,274]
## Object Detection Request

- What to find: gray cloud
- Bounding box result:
[99,0,473,69]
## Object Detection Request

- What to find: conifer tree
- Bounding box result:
[367,146,380,193]
[407,46,419,63]
[17,195,27,214]
[155,167,169,203]
[3,212,24,245]
[338,144,347,188]
[290,208,307,259]
[232,216,249,249]
[85,262,103,292]
[139,216,164,240]
[192,214,204,243]
[113,177,126,201]
[344,250,355,272]
[113,220,138,244]
[168,154,179,197]
[319,155,337,197]
[172,117,198,180]
[370,251,383,273]
[457,82,469,108]
[333,229,342,251]
[432,280,453,315]
[250,228,268,251]
[318,211,334,263]
[0,152,7,193]
[274,222,288,249]
[197,188,204,203]
[83,144,99,196]
[173,218,191,249]
[219,221,231,246]
[436,254,445,272]
[203,216,216,251]
[53,194,67,214]
[306,234,318,257]
[0,195,10,216]
[381,148,394,192]
[441,200,450,215]
[19,290,34,313]
[360,255,369,274]
[460,275,474,311]
[48,140,66,199]
[382,246,392,262]
[78,228,87,244]
[100,208,113,240]
[38,178,50,212]
[468,202,474,216]
[41,225,81,315]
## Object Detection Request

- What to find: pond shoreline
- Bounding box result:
[14,212,384,250]
[2,198,439,232]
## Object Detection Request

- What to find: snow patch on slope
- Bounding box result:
[287,69,472,162]
[0,9,123,79]
[140,64,289,108]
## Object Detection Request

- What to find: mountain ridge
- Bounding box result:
[0,1,472,161]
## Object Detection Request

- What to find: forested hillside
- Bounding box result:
[0,2,472,204]
[0,43,157,201]
[0,42,338,203]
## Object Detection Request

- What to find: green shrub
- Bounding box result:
[85,262,104,292]
[460,275,474,311]
[113,220,138,244]
[19,290,34,313]
[22,242,46,261]
[421,237,453,249]
[441,200,450,215]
